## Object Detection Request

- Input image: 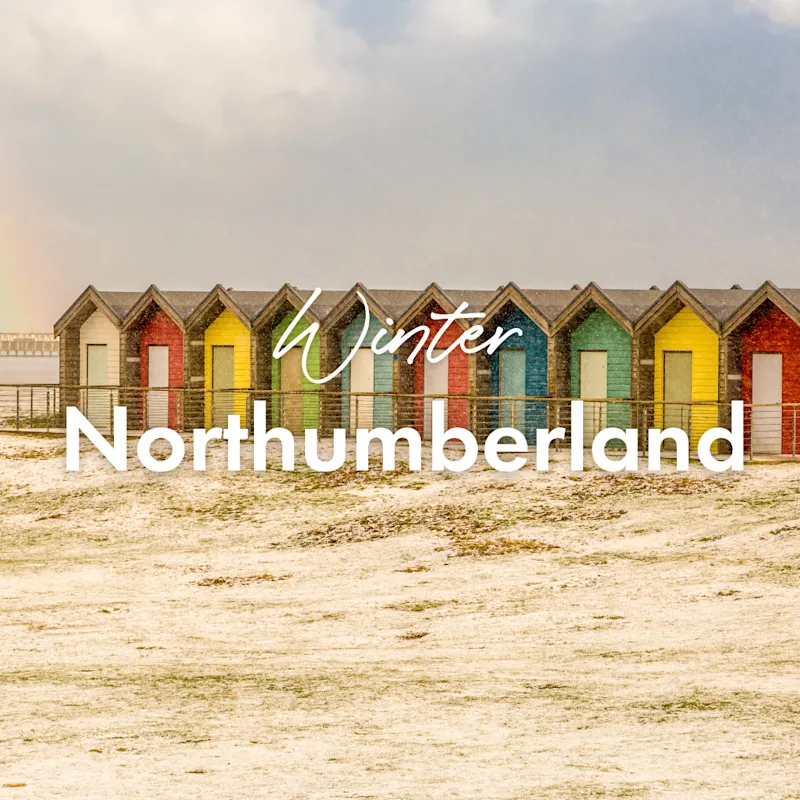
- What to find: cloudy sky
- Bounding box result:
[2,0,800,330]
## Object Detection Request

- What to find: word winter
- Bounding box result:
[274,288,524,385]
[66,401,744,474]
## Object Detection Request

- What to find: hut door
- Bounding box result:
[280,348,303,433]
[212,345,235,428]
[147,345,169,428]
[752,353,782,454]
[499,349,526,431]
[349,348,374,434]
[580,351,607,440]
[424,350,449,438]
[663,351,692,434]
[86,344,109,427]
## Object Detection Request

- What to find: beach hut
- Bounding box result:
[120,286,207,429]
[185,286,274,429]
[395,284,497,438]
[322,285,418,434]
[723,282,800,454]
[477,283,551,438]
[550,284,663,440]
[53,286,140,427]
[635,282,752,448]
[253,285,346,433]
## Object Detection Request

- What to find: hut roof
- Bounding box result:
[292,289,350,320]
[368,290,427,322]
[778,288,800,311]
[518,289,581,322]
[159,291,211,321]
[603,289,666,322]
[690,288,755,323]
[441,289,499,313]
[227,290,278,321]
[94,291,142,320]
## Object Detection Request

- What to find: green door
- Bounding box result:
[663,351,692,433]
[499,349,526,430]
[212,346,235,428]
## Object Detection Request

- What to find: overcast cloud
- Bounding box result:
[2,0,800,330]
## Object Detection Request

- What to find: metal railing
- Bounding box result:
[1,384,798,458]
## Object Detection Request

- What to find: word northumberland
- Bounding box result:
[66,400,745,474]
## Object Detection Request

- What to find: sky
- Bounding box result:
[2,0,800,331]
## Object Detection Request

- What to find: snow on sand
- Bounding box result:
[1,434,799,798]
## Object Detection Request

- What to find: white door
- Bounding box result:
[86,344,109,427]
[148,345,169,428]
[752,353,782,454]
[580,351,607,441]
[424,350,448,438]
[349,348,374,434]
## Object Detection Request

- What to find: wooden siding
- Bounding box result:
[270,310,320,430]
[204,309,250,427]
[741,305,800,453]
[488,306,548,436]
[570,308,631,429]
[79,310,120,386]
[139,309,184,428]
[410,306,469,431]
[654,306,719,448]
[340,311,393,429]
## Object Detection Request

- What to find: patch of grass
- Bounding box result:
[396,564,430,573]
[386,599,448,613]
[295,501,599,554]
[398,631,429,640]
[770,524,800,536]
[195,572,292,587]
[449,534,559,557]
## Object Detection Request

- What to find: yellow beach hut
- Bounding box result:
[185,286,274,429]
[635,282,751,449]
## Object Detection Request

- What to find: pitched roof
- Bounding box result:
[603,289,665,323]
[441,289,499,313]
[227,290,278,321]
[159,291,211,321]
[292,289,350,320]
[690,288,755,323]
[368,290,424,323]
[778,288,800,310]
[518,289,581,322]
[94,291,142,319]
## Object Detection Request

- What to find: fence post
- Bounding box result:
[16,387,20,431]
[30,389,34,427]
[642,405,648,458]
[555,401,561,452]
[687,406,692,458]
[46,389,51,433]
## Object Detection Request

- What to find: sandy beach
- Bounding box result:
[1,433,799,798]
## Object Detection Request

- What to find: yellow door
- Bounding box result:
[204,309,250,428]
[654,307,719,450]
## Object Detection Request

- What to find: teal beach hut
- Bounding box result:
[551,284,663,439]
[322,285,416,433]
